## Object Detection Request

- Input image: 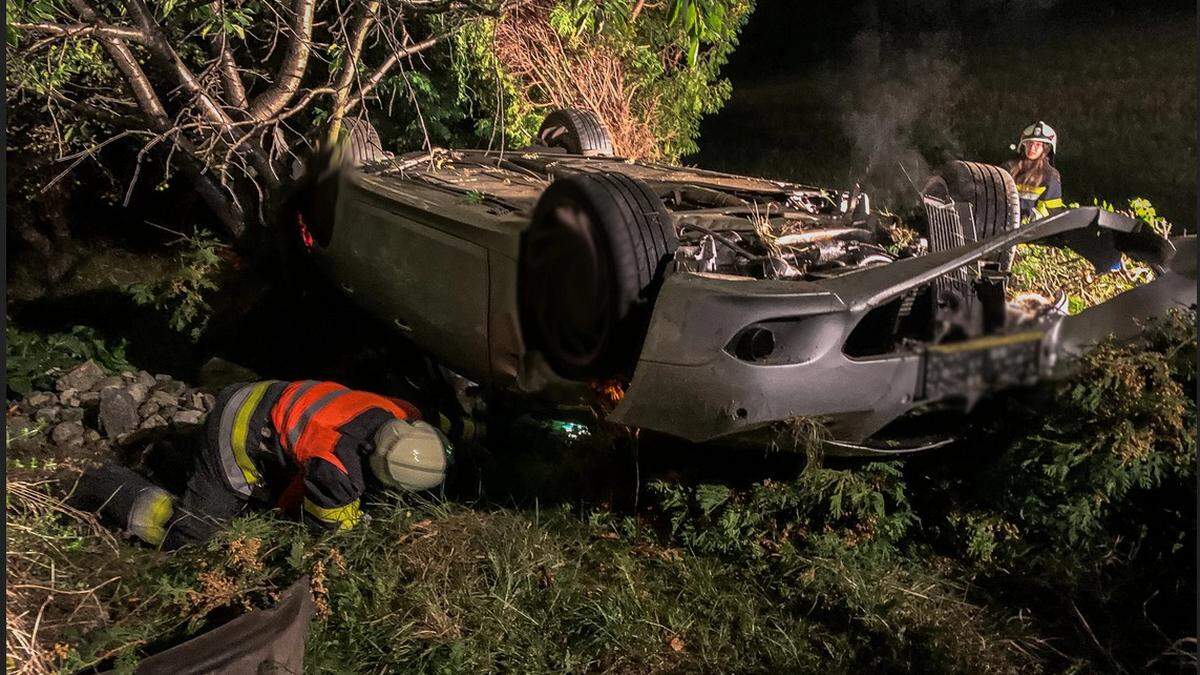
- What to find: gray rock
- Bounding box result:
[121,371,136,382]
[140,414,168,430]
[84,429,101,443]
[150,390,179,407]
[26,391,58,409]
[92,375,124,392]
[138,401,161,419]
[56,360,106,393]
[59,388,81,407]
[34,407,61,424]
[152,379,188,398]
[125,383,150,405]
[60,408,85,424]
[51,421,85,445]
[171,409,205,425]
[78,391,101,408]
[136,371,156,388]
[188,392,216,411]
[7,415,35,440]
[99,388,140,438]
[155,373,172,382]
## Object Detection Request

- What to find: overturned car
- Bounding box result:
[290,109,1195,455]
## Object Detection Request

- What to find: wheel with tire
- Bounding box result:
[537,109,615,156]
[339,117,387,167]
[519,172,678,379]
[922,160,1020,268]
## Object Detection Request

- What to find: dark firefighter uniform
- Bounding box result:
[1003,160,1064,221]
[77,380,424,549]
[1003,120,1065,221]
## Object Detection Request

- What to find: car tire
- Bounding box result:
[537,109,615,156]
[519,172,677,379]
[340,118,387,167]
[923,160,1020,268]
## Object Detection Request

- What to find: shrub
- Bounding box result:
[1008,197,1173,313]
[453,0,753,160]
[125,228,226,341]
[5,323,131,396]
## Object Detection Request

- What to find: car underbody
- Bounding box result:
[308,137,1196,456]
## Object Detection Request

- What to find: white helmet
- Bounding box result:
[370,419,451,491]
[1015,120,1058,156]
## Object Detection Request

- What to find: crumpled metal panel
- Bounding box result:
[611,208,1196,447]
[106,576,315,675]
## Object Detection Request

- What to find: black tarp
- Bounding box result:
[104,576,315,675]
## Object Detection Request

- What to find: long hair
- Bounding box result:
[1006,154,1051,187]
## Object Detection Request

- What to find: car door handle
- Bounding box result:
[393,317,413,332]
[341,284,355,295]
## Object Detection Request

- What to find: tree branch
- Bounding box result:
[63,0,247,237]
[247,0,317,121]
[208,0,248,108]
[327,0,381,139]
[341,35,440,116]
[11,21,148,43]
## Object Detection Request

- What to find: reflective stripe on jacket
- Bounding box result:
[208,380,289,500]
[269,381,412,530]
[1004,160,1064,221]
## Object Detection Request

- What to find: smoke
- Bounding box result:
[835,29,965,208]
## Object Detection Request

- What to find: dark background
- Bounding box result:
[693,0,1197,229]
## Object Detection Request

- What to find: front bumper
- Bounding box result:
[608,209,1196,449]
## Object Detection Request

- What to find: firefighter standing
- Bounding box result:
[73,380,451,549]
[1003,121,1065,221]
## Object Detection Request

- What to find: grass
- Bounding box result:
[5,487,1041,674]
[6,309,1194,673]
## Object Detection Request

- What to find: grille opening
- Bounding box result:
[843,298,904,358]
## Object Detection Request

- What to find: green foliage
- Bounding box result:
[1009,196,1170,312]
[451,0,752,160]
[5,323,131,395]
[15,305,1195,672]
[650,462,915,560]
[931,310,1195,571]
[126,229,225,341]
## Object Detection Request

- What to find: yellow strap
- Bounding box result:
[1016,183,1047,196]
[303,497,362,530]
[1038,198,1064,210]
[928,330,1042,355]
[232,381,272,486]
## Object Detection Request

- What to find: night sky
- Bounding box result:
[697,0,1197,228]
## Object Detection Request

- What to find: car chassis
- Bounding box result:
[306,136,1195,456]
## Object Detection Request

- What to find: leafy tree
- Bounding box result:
[7,0,751,248]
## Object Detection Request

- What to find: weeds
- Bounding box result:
[5,323,131,396]
[126,228,227,341]
[1009,197,1174,312]
[5,310,1192,672]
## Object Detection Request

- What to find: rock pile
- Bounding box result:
[8,359,215,453]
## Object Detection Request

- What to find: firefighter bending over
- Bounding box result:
[1003,121,1065,221]
[73,380,451,549]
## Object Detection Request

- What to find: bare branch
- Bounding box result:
[342,35,440,116]
[327,0,381,139]
[11,21,148,43]
[247,0,317,121]
[63,0,248,236]
[208,0,248,108]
